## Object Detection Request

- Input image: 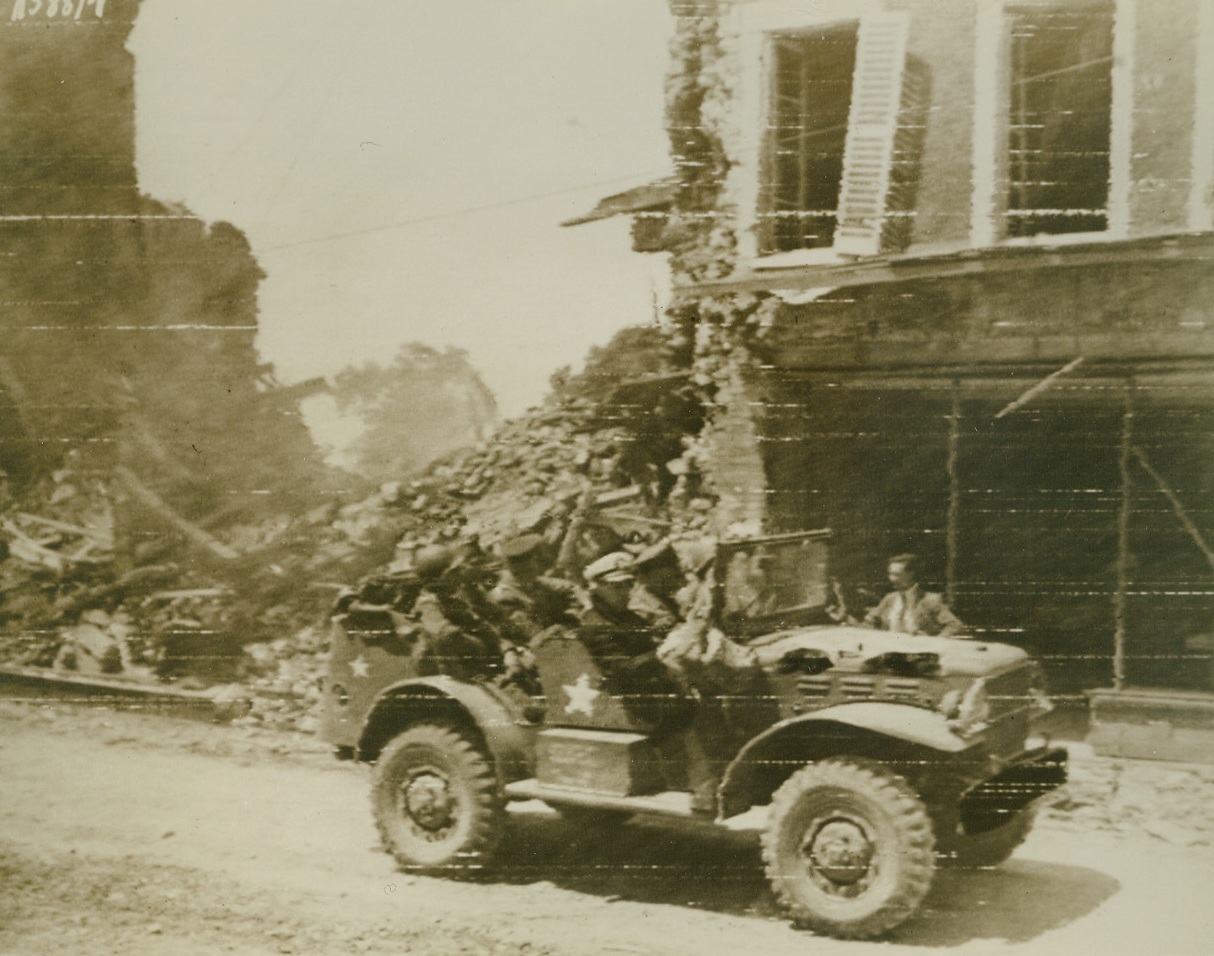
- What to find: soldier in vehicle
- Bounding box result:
[863,552,966,637]
[654,544,761,697]
[627,539,688,631]
[579,551,693,731]
[491,533,584,638]
[407,543,506,679]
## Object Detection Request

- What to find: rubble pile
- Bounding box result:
[225,393,713,733]
[0,356,711,733]
[0,451,346,680]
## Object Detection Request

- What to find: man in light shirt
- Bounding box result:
[863,553,966,637]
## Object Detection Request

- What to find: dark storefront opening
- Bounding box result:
[759,374,1214,704]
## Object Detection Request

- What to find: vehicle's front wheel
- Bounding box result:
[372,722,505,877]
[762,758,935,939]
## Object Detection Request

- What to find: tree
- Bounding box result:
[326,344,497,483]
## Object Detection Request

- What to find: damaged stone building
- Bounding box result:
[574,0,1214,757]
[0,0,326,561]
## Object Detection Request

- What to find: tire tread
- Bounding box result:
[371,722,505,877]
[761,757,935,939]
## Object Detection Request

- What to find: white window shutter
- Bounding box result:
[834,12,912,257]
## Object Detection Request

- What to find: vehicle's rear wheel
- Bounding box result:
[762,758,935,939]
[372,722,505,877]
[935,805,1037,869]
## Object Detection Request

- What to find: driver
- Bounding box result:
[862,553,966,637]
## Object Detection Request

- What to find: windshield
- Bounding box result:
[716,530,832,635]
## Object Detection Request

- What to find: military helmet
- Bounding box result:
[499,533,545,563]
[413,544,457,581]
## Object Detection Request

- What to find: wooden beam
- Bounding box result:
[1131,446,1214,576]
[15,511,110,542]
[126,416,193,481]
[995,357,1085,418]
[114,467,240,561]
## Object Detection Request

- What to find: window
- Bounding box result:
[759,23,859,253]
[1005,4,1115,237]
[756,13,929,259]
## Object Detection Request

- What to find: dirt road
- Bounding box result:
[1,700,1212,956]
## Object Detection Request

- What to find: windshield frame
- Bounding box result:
[713,528,835,638]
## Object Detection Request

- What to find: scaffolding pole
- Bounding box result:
[1113,381,1135,691]
[946,382,961,606]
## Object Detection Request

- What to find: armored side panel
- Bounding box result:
[531,630,649,732]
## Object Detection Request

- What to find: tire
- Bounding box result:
[372,722,505,877]
[935,805,1036,869]
[762,758,935,939]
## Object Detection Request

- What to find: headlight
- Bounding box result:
[944,678,990,737]
[1028,664,1054,717]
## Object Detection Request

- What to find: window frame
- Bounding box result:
[730,0,887,268]
[972,0,1134,248]
[757,23,860,257]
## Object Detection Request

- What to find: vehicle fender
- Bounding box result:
[793,702,972,752]
[358,676,534,784]
[718,702,972,818]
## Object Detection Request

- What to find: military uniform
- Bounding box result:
[578,551,693,732]
[627,539,690,632]
[578,598,692,731]
[491,569,582,635]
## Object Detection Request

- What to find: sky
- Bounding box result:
[129,0,674,419]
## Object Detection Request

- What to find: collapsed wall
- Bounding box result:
[0,0,335,679]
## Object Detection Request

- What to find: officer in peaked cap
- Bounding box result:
[579,550,693,733]
[582,550,637,585]
[629,540,689,632]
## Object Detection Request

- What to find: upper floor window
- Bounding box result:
[756,13,930,259]
[760,23,858,253]
[1005,4,1115,237]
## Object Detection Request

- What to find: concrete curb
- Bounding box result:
[0,664,250,722]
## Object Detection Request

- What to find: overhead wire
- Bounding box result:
[260,168,672,253]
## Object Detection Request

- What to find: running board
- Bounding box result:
[504,779,695,818]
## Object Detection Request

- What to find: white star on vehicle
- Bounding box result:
[563,673,600,717]
[349,656,370,679]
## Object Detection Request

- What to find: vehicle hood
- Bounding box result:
[748,625,1031,678]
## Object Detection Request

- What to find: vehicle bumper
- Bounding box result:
[960,745,1068,819]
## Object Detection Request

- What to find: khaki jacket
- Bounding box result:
[863,586,966,637]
